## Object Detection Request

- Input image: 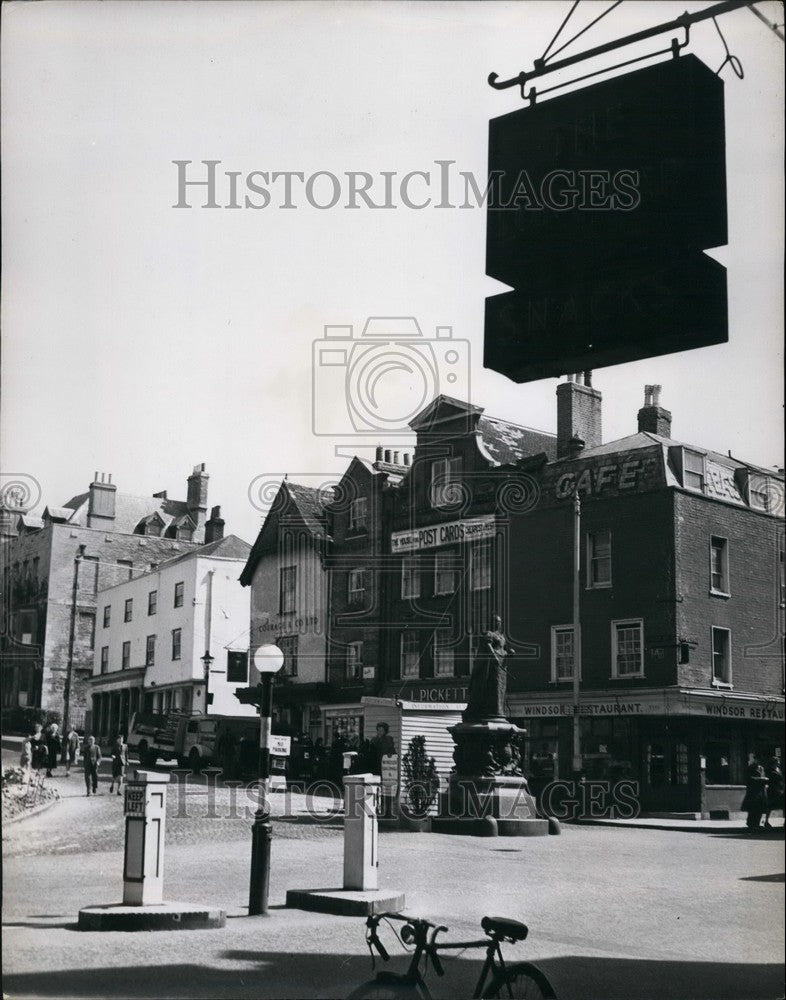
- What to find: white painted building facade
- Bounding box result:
[91,535,256,739]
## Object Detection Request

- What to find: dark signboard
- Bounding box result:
[484,252,727,382]
[486,55,727,287]
[484,54,729,382]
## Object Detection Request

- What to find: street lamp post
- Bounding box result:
[201,649,214,711]
[572,493,583,778]
[248,644,284,917]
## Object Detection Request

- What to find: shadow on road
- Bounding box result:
[2,954,784,999]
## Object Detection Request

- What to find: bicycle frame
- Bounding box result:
[368,914,512,999]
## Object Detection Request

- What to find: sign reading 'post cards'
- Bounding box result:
[485,55,728,382]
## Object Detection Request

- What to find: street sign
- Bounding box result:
[270,734,291,757]
[485,251,727,382]
[486,55,727,287]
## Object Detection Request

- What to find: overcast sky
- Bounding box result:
[2,1,783,545]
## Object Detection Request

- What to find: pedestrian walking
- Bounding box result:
[109,734,128,795]
[763,756,784,829]
[65,728,80,776]
[83,735,102,796]
[742,758,768,832]
[45,723,62,777]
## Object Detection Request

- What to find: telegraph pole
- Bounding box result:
[572,493,582,777]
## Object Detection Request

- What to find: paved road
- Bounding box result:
[3,753,784,999]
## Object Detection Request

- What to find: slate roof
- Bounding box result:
[157,534,252,570]
[240,480,333,587]
[62,491,195,535]
[478,415,557,465]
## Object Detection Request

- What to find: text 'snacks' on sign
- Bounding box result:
[484,54,729,383]
[484,252,728,383]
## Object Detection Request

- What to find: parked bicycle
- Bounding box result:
[347,911,556,999]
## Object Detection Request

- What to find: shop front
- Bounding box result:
[510,688,785,817]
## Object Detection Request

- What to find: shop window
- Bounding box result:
[434,550,458,595]
[349,497,367,532]
[278,636,298,677]
[122,641,131,670]
[550,625,575,682]
[181,687,193,714]
[148,589,158,616]
[124,598,133,623]
[401,557,421,599]
[348,569,366,604]
[587,531,612,588]
[430,457,463,508]
[227,650,248,683]
[710,537,729,595]
[470,540,491,591]
[433,630,455,677]
[401,632,420,678]
[346,640,363,680]
[279,566,296,614]
[145,635,156,667]
[612,619,644,677]
[705,742,731,784]
[711,627,732,685]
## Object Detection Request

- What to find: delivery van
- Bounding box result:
[127,712,259,770]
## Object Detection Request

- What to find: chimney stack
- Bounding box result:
[88,472,117,527]
[204,505,225,544]
[556,375,602,459]
[187,463,209,530]
[637,384,672,437]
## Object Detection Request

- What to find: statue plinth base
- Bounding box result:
[430,719,550,837]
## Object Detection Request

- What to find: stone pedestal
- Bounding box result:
[431,720,551,837]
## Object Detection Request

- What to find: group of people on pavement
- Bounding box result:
[743,755,783,832]
[19,723,129,798]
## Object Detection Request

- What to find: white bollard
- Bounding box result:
[343,773,380,891]
[122,769,170,906]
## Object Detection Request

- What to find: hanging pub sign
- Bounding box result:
[485,54,728,382]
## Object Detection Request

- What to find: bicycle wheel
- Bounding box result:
[346,975,422,999]
[483,961,556,999]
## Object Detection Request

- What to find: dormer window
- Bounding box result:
[682,450,706,492]
[748,474,772,512]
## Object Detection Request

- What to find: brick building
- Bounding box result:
[1,465,226,728]
[242,380,783,815]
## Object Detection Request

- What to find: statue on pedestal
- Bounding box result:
[464,615,514,723]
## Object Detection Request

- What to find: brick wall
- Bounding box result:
[674,492,783,695]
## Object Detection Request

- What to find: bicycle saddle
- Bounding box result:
[481,916,529,941]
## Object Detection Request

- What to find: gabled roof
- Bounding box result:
[286,481,334,536]
[240,480,333,586]
[43,506,73,523]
